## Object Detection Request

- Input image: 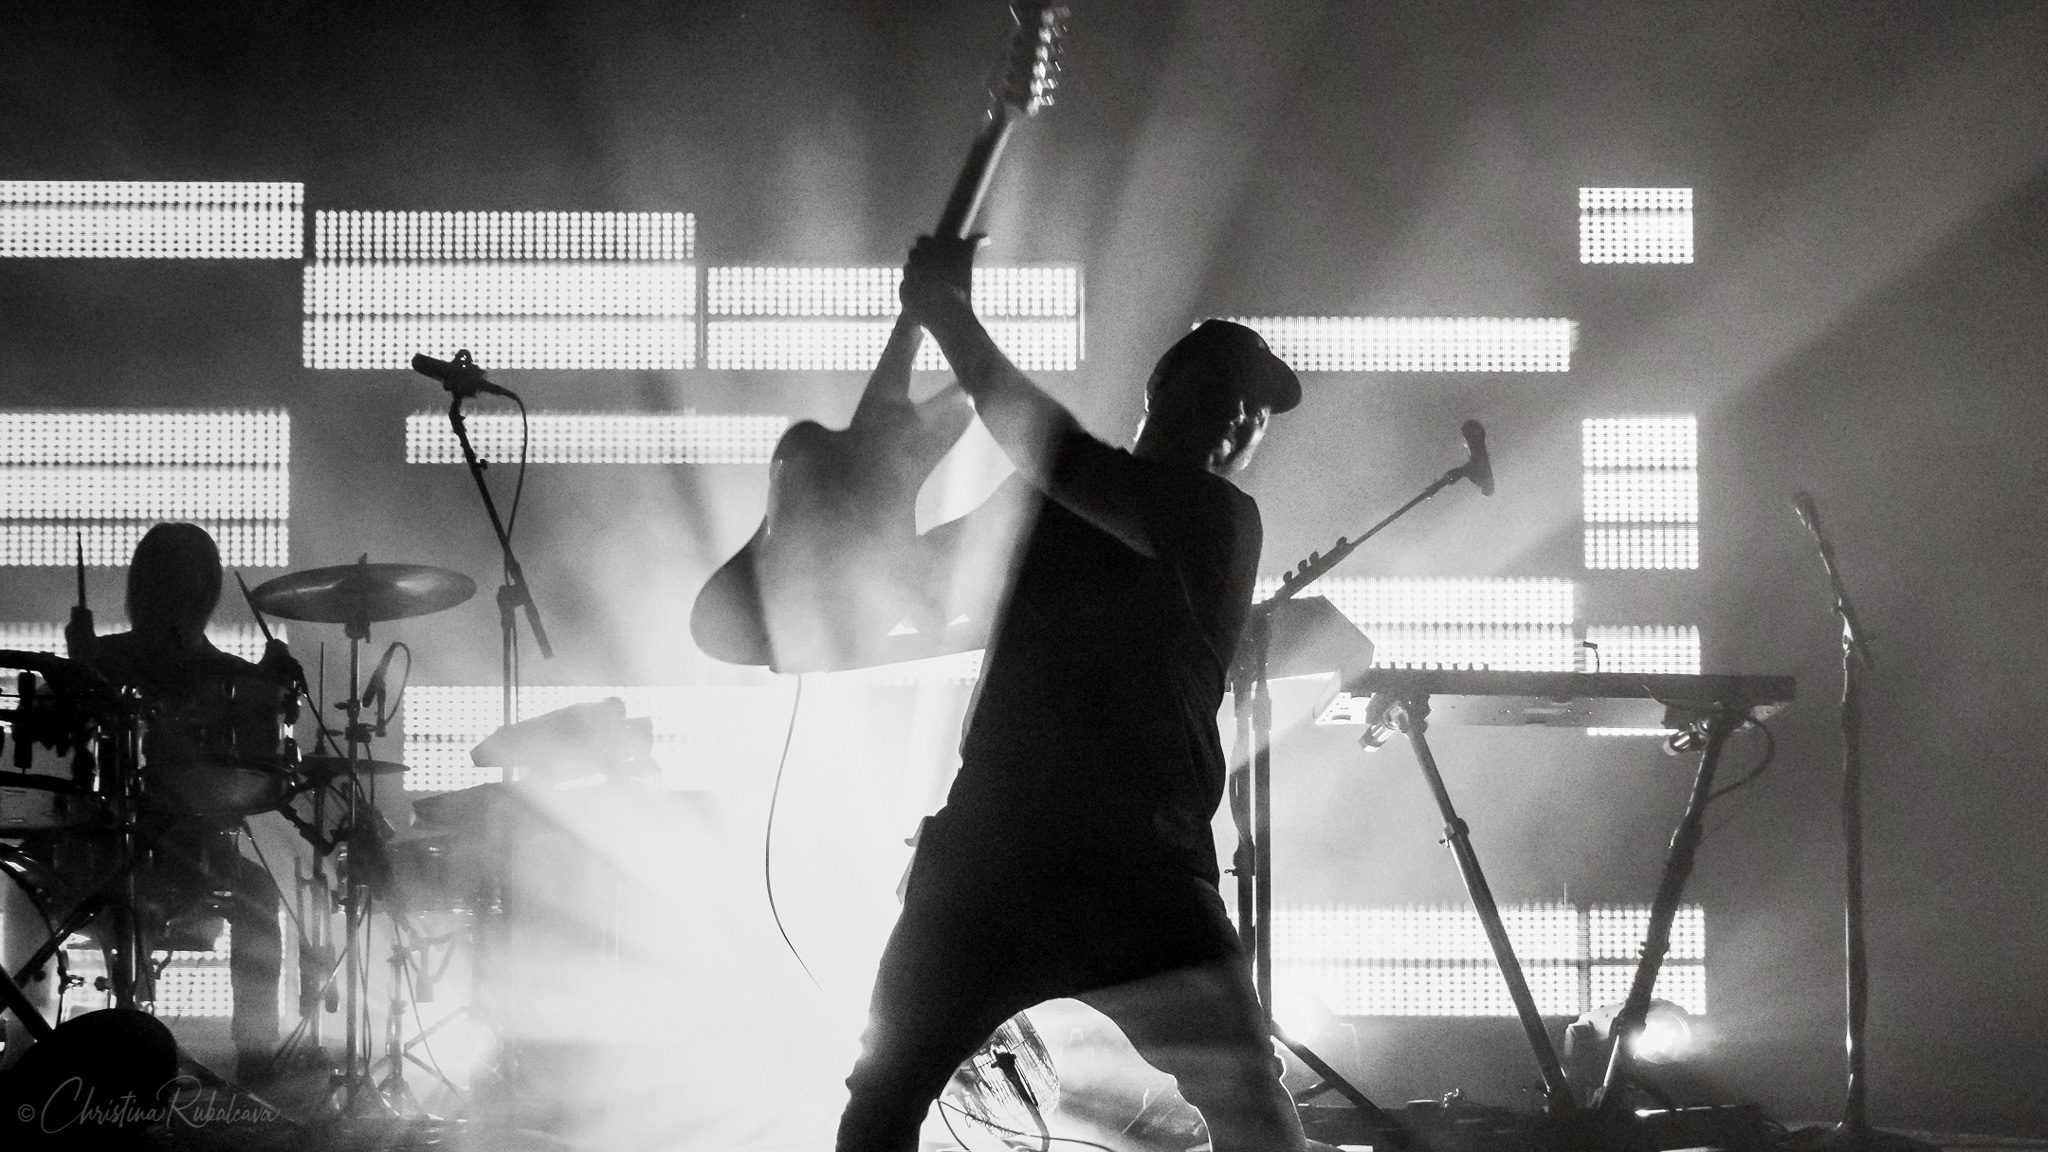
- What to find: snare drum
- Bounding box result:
[0,774,102,834]
[143,669,299,817]
[0,651,108,833]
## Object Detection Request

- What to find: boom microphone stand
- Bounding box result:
[1791,494,1934,1152]
[1229,421,1493,1148]
[415,350,554,729]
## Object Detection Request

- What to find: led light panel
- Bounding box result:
[1582,625,1701,675]
[0,410,289,464]
[402,685,793,793]
[1580,187,1694,265]
[1585,526,1700,570]
[705,266,1083,371]
[708,319,1079,372]
[304,262,696,316]
[1227,317,1576,373]
[1256,576,1579,670]
[1269,903,1706,1017]
[304,318,695,371]
[1583,416,1699,570]
[0,410,290,567]
[1284,958,1587,1017]
[0,180,303,259]
[708,266,1079,318]
[0,622,278,664]
[315,210,694,262]
[405,411,789,465]
[1589,904,1705,961]
[305,210,697,370]
[0,467,287,519]
[1271,902,1584,962]
[1,523,288,569]
[1589,963,1706,1016]
[1257,577,1578,626]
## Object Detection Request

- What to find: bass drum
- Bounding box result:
[0,850,66,1070]
[143,668,299,817]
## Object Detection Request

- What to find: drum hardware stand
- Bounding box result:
[239,561,474,1113]
[362,916,471,1115]
[263,780,346,1079]
[330,595,381,1114]
[1786,496,1934,1152]
[1229,423,1492,1149]
[435,351,555,729]
[0,955,56,1048]
[239,568,348,1071]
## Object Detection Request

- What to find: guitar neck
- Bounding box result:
[882,111,1019,354]
[934,112,1018,239]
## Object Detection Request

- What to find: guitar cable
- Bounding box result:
[937,1099,1115,1152]
[763,673,820,990]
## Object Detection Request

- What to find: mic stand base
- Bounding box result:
[1776,1123,1940,1152]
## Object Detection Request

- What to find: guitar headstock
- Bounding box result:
[993,2,1067,118]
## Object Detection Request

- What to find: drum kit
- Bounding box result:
[0,555,477,1112]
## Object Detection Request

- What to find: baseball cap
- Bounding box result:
[1148,319,1303,414]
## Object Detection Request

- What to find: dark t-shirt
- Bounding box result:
[89,630,258,694]
[938,432,1260,885]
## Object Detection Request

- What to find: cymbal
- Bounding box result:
[249,561,475,626]
[299,756,408,783]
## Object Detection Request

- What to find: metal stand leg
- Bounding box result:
[1392,696,1577,1116]
[0,968,55,1044]
[1230,617,1406,1150]
[1590,712,1736,1113]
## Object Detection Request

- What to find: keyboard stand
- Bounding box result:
[1377,690,1577,1115]
[1373,688,1749,1144]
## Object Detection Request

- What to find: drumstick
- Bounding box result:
[236,570,276,645]
[67,531,95,659]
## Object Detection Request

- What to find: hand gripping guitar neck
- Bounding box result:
[690,3,1066,672]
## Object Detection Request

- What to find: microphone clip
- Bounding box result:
[413,348,516,402]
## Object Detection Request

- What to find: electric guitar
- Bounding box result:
[690,2,1065,673]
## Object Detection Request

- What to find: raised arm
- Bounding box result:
[899,237,1158,559]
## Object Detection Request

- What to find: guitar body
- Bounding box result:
[691,2,1064,673]
[691,364,973,672]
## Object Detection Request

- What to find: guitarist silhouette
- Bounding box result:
[688,8,1316,1149]
[832,237,1307,1152]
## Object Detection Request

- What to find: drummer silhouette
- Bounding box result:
[69,522,306,1083]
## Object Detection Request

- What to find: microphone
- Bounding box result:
[363,641,401,713]
[411,350,516,400]
[1459,419,1495,496]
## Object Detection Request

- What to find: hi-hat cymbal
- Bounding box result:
[249,560,475,626]
[299,756,408,784]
